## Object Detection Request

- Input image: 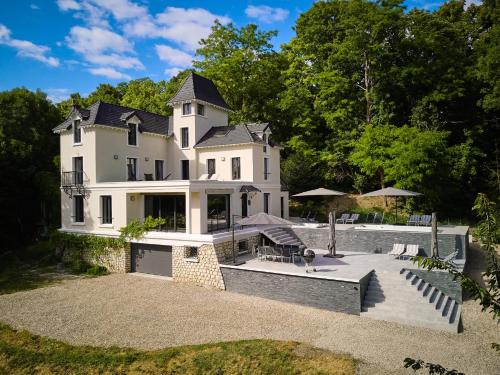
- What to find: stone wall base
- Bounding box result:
[62,243,131,273]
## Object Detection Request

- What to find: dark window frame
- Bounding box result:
[73,119,82,144]
[181,127,189,148]
[207,158,216,176]
[182,102,191,115]
[231,157,241,180]
[127,157,138,181]
[264,157,269,180]
[197,103,205,116]
[127,123,138,146]
[264,193,270,214]
[155,160,164,180]
[181,160,190,180]
[262,133,267,153]
[100,195,112,224]
[73,156,84,185]
[73,195,84,223]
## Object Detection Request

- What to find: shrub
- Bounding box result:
[85,265,109,276]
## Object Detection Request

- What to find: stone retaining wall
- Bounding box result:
[172,234,261,290]
[292,227,468,259]
[63,244,131,273]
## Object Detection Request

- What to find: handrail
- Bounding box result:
[61,170,89,187]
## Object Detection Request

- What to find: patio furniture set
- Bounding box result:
[388,243,420,259]
[255,245,303,264]
[336,213,360,224]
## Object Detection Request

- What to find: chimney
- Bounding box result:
[70,97,81,111]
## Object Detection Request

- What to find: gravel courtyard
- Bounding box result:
[0,274,498,375]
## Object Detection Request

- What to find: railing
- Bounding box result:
[62,171,86,187]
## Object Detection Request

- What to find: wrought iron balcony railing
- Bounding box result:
[61,171,88,198]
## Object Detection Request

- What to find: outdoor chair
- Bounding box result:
[419,215,432,226]
[291,247,302,263]
[402,244,419,259]
[271,246,283,262]
[345,213,360,224]
[336,213,350,224]
[307,212,317,222]
[407,214,420,226]
[388,243,406,259]
[144,173,153,181]
[257,246,269,261]
[367,212,378,223]
[440,250,459,263]
[281,246,292,263]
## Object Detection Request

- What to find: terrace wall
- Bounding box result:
[292,227,468,259]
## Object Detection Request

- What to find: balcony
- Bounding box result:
[61,171,88,198]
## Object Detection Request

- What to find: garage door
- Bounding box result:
[131,244,172,277]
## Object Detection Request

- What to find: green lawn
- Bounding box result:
[0,323,356,374]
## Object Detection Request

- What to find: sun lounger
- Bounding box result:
[419,215,431,226]
[345,213,360,224]
[336,213,350,224]
[403,244,419,259]
[440,250,459,262]
[407,214,420,226]
[388,243,405,258]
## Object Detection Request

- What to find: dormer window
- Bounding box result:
[128,123,138,146]
[182,103,192,115]
[73,119,81,144]
[197,103,205,116]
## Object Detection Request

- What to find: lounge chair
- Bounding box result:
[345,213,360,224]
[407,214,420,226]
[403,244,419,259]
[336,213,350,224]
[388,243,405,258]
[419,215,431,226]
[440,250,459,262]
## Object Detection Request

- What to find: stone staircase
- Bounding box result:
[361,269,461,333]
[260,227,305,248]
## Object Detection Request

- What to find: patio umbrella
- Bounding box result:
[431,212,439,258]
[361,187,422,220]
[292,188,346,220]
[292,188,346,197]
[231,213,296,265]
[324,211,344,258]
[236,212,296,226]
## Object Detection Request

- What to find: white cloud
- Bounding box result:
[86,53,143,69]
[0,23,59,67]
[125,7,231,51]
[65,26,132,54]
[245,5,289,23]
[164,67,182,77]
[465,0,482,8]
[30,4,40,10]
[91,0,148,20]
[45,88,71,103]
[89,67,131,79]
[155,44,192,67]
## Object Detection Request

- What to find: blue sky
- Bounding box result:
[0,0,464,103]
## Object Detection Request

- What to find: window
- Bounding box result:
[207,194,230,232]
[181,160,189,180]
[264,158,269,180]
[231,157,241,180]
[73,119,81,144]
[155,160,164,180]
[73,156,83,185]
[181,127,189,148]
[127,157,138,181]
[145,195,186,232]
[100,195,112,224]
[185,246,198,259]
[264,193,270,214]
[197,103,205,116]
[73,195,84,223]
[182,102,191,115]
[263,133,267,153]
[207,159,216,176]
[280,196,284,218]
[128,123,137,146]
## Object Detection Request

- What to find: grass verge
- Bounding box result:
[0,323,356,374]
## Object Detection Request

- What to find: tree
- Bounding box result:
[0,88,62,250]
[120,78,171,116]
[194,21,289,133]
[86,83,125,106]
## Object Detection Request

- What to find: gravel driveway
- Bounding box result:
[0,274,498,374]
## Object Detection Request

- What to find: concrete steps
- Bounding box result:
[361,269,461,332]
[260,227,305,248]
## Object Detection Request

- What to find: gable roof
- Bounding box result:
[194,123,273,148]
[167,72,231,110]
[52,101,169,136]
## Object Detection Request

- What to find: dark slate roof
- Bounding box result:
[52,101,169,136]
[194,123,272,148]
[167,72,231,110]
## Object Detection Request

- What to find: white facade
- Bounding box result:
[57,99,289,242]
